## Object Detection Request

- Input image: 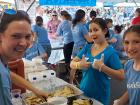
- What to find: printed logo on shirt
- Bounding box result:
[127,82,140,88]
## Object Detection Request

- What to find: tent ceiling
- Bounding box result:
[97,0,139,3]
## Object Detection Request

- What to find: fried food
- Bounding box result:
[25,96,47,105]
[52,86,74,97]
[73,99,91,105]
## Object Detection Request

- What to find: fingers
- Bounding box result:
[100,54,104,62]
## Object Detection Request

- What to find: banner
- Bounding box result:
[39,0,96,6]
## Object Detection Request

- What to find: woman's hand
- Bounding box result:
[79,55,91,70]
[92,54,104,71]
[33,88,49,100]
[113,99,125,105]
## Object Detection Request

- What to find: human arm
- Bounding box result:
[84,33,93,43]
[10,71,48,97]
[70,56,91,70]
[70,56,91,84]
[92,54,124,80]
[113,91,129,105]
[82,25,93,43]
[37,43,48,62]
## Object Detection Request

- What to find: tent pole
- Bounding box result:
[132,0,138,7]
[26,0,36,13]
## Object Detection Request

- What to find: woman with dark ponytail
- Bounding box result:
[56,10,74,74]
[70,9,92,84]
[32,16,52,59]
[71,9,92,58]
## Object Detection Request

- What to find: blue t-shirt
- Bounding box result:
[109,29,114,39]
[23,42,45,60]
[0,59,12,105]
[72,23,88,47]
[124,60,140,105]
[77,44,123,105]
[86,21,90,30]
[56,20,73,44]
[32,25,50,45]
[111,34,124,57]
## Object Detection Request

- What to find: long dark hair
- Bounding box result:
[0,10,31,33]
[60,10,72,21]
[90,18,110,38]
[72,9,85,27]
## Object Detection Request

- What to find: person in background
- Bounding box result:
[113,25,140,105]
[86,10,97,30]
[70,18,124,105]
[23,32,48,61]
[32,16,52,59]
[47,11,61,39]
[56,10,74,73]
[111,25,125,58]
[0,10,48,105]
[131,8,140,25]
[70,9,92,84]
[71,9,92,58]
[105,18,114,39]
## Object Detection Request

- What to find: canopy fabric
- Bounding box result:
[114,2,140,7]
[39,0,96,6]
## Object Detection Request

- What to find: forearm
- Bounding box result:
[10,72,38,93]
[101,65,124,80]
[119,91,129,105]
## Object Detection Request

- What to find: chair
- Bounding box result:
[8,59,26,93]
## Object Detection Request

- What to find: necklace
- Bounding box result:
[92,43,109,51]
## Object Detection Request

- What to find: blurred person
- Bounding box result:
[71,9,92,57]
[23,32,48,61]
[86,10,97,30]
[56,10,74,73]
[105,18,114,38]
[32,16,52,59]
[111,25,125,58]
[113,25,140,105]
[70,9,92,84]
[47,11,61,39]
[131,8,140,25]
[70,18,124,105]
[0,10,48,105]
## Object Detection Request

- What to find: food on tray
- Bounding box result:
[73,99,92,105]
[24,96,47,105]
[51,86,75,97]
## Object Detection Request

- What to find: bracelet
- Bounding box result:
[99,63,104,72]
[77,62,81,70]
[75,62,78,69]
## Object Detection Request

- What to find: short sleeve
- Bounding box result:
[32,25,37,33]
[107,53,123,70]
[81,25,88,37]
[56,22,63,36]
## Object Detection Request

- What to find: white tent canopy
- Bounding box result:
[114,2,140,7]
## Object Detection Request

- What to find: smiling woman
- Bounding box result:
[0,10,48,105]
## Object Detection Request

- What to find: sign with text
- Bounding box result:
[39,0,96,6]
